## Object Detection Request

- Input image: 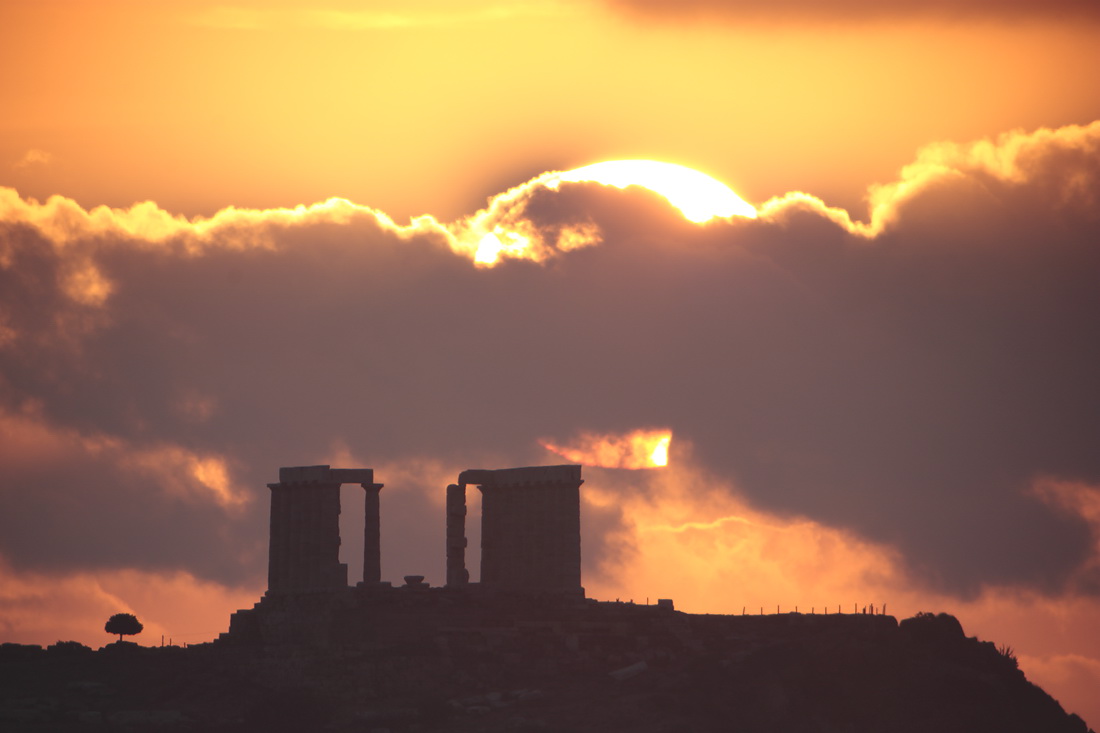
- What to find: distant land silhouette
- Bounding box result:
[0,465,1092,732]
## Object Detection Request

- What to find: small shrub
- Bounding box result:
[48,640,92,655]
[899,612,965,643]
[997,643,1018,668]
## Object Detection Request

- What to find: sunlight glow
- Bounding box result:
[649,433,671,467]
[542,428,673,469]
[474,227,533,265]
[553,160,757,223]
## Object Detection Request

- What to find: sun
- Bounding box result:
[551,160,756,223]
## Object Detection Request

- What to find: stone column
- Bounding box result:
[267,482,287,593]
[446,483,469,587]
[361,482,384,584]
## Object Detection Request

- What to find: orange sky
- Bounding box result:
[3,1,1099,221]
[2,0,1100,727]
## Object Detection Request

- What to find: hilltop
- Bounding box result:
[0,591,1092,733]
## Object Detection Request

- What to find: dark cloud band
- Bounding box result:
[0,121,1098,602]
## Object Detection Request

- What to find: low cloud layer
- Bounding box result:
[2,122,1100,721]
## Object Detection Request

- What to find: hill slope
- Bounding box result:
[0,598,1092,733]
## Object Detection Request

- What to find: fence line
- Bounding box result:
[739,604,889,616]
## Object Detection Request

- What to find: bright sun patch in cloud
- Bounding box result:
[542,428,672,469]
[552,160,757,223]
[452,160,758,265]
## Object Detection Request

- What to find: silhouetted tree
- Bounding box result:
[104,612,143,642]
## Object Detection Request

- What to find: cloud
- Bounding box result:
[0,404,255,581]
[0,187,439,251]
[1019,653,1100,727]
[12,149,52,170]
[0,556,258,648]
[580,455,908,611]
[2,118,1100,721]
[603,0,1100,24]
[757,120,1100,238]
[1031,479,1100,594]
[542,428,671,468]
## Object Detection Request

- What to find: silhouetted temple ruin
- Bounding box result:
[221,459,973,733]
[263,463,583,597]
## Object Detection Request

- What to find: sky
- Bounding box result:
[2,0,1100,725]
